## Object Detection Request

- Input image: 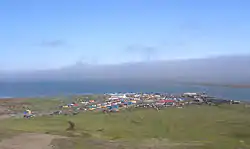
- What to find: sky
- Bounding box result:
[0,0,250,71]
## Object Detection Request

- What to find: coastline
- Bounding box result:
[181,82,250,89]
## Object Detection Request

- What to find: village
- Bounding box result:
[22,92,241,118]
[0,92,248,149]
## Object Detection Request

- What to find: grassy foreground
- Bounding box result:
[1,104,250,149]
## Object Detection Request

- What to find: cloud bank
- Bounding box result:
[39,40,66,48]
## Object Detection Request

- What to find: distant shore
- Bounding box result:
[183,82,250,89]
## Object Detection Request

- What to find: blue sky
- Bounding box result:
[1,0,250,71]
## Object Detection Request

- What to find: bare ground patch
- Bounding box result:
[0,133,67,149]
[0,115,11,120]
[50,137,209,149]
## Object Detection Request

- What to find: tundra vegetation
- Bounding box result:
[0,97,250,149]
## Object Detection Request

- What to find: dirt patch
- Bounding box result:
[0,98,32,117]
[0,115,11,120]
[0,98,29,104]
[0,104,10,115]
[50,138,75,149]
[0,133,67,149]
[0,134,209,149]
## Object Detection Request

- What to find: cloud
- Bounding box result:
[124,40,191,62]
[125,44,159,61]
[39,40,67,48]
[126,44,158,53]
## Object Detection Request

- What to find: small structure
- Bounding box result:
[23,109,34,118]
[183,92,197,97]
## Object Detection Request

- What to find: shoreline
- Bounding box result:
[0,94,248,102]
[180,82,250,89]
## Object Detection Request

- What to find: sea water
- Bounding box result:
[0,81,250,100]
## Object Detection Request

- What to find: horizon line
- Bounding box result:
[1,53,249,72]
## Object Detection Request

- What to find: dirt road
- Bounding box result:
[0,133,66,149]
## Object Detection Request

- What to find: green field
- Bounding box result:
[1,104,250,149]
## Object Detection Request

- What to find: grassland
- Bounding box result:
[1,101,250,149]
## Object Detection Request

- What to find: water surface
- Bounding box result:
[0,81,249,100]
